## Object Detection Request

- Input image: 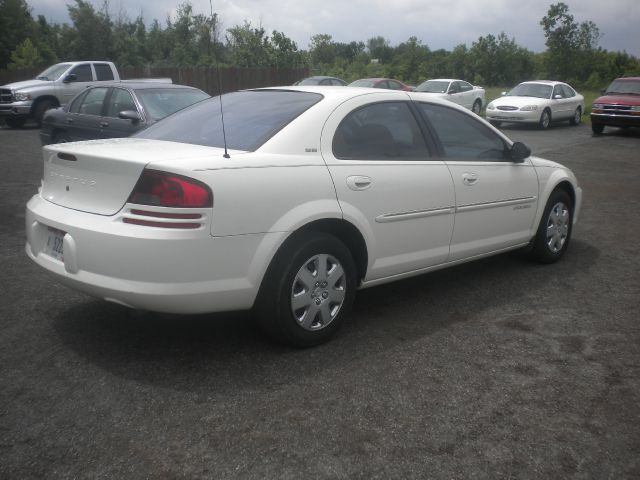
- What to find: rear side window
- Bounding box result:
[136,90,322,151]
[94,63,114,81]
[418,103,507,160]
[333,102,429,160]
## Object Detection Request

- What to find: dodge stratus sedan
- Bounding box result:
[26,87,582,346]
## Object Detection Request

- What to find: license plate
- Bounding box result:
[44,227,65,261]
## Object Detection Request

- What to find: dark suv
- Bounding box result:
[590,77,640,134]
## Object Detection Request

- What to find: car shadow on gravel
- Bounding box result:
[51,239,599,395]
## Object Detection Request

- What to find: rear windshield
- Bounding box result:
[136,90,322,151]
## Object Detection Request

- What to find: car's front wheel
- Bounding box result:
[591,123,605,134]
[530,189,573,263]
[539,109,551,129]
[256,232,357,347]
[4,117,26,129]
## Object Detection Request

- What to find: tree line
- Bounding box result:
[1,0,639,89]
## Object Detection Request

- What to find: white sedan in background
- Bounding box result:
[26,87,582,347]
[414,79,485,114]
[486,80,585,129]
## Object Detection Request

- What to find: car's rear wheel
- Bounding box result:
[569,107,582,126]
[530,189,573,263]
[256,232,357,347]
[472,99,482,115]
[52,131,71,144]
[539,109,551,129]
[4,118,26,129]
[591,123,605,134]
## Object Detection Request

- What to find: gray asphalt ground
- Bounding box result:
[1,120,639,479]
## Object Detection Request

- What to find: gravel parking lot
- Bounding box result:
[1,121,639,479]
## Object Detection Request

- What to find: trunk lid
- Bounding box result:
[41,138,228,215]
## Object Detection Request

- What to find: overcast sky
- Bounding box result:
[27,0,640,57]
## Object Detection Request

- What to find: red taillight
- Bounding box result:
[128,170,213,208]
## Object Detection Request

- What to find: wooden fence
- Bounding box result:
[0,66,310,95]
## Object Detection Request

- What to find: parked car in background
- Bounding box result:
[414,78,485,114]
[26,87,581,347]
[348,78,414,91]
[40,82,209,145]
[486,81,584,129]
[0,61,170,128]
[294,76,347,86]
[590,76,640,134]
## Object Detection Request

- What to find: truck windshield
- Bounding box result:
[136,90,322,151]
[605,79,640,95]
[36,63,72,81]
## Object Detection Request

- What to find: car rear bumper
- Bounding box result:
[25,194,283,314]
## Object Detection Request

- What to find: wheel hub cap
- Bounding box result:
[545,202,569,253]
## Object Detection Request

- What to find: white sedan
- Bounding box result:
[26,87,582,346]
[414,79,485,114]
[486,80,585,129]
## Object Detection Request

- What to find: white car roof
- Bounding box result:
[519,80,566,86]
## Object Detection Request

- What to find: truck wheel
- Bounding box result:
[34,99,56,128]
[4,118,26,128]
[591,123,604,135]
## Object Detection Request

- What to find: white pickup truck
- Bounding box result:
[0,61,169,128]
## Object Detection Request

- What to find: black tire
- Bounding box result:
[569,107,582,126]
[255,231,357,347]
[539,109,551,129]
[52,130,71,144]
[34,99,56,128]
[529,189,573,264]
[472,99,482,115]
[489,120,502,128]
[591,123,604,135]
[4,117,26,128]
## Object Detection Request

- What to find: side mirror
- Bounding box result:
[553,94,562,100]
[63,73,77,83]
[510,142,531,163]
[118,110,141,123]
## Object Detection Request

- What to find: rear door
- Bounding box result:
[417,102,538,261]
[321,94,455,281]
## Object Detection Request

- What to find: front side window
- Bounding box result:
[77,87,109,116]
[459,81,473,92]
[69,64,93,82]
[69,90,89,113]
[387,80,402,90]
[105,88,137,118]
[418,103,507,160]
[94,63,114,81]
[136,90,322,151]
[560,85,575,98]
[332,102,429,160]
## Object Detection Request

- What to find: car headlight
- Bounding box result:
[12,91,32,101]
[592,103,604,109]
[520,105,538,112]
[487,102,495,110]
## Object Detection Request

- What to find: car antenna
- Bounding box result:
[211,0,230,159]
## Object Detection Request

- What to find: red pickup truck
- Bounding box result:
[590,77,640,134]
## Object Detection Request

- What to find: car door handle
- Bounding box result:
[66,118,74,124]
[346,175,372,191]
[100,121,109,128]
[462,173,478,185]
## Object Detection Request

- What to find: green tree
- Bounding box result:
[66,0,114,59]
[309,34,336,66]
[0,0,36,69]
[8,38,42,69]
